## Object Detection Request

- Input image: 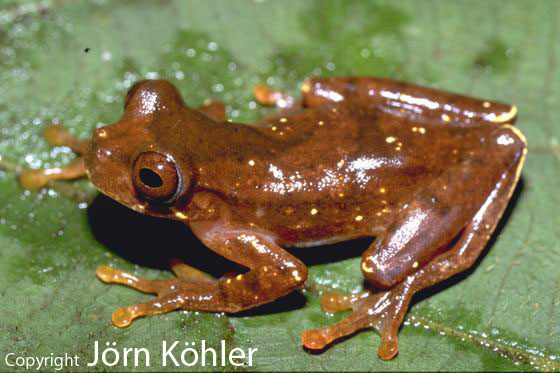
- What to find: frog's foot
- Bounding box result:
[319,290,371,313]
[42,124,90,153]
[109,290,204,327]
[19,124,89,191]
[97,260,215,297]
[97,260,218,327]
[19,157,86,191]
[169,257,216,283]
[254,84,296,109]
[97,265,184,297]
[302,284,411,360]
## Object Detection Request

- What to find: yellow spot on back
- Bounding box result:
[412,261,419,269]
[318,120,324,126]
[483,101,491,108]
[418,127,426,134]
[379,187,386,194]
[280,117,287,123]
[271,126,277,131]
[441,114,451,122]
[310,208,318,215]
[355,215,363,222]
[412,127,418,132]
[175,211,188,219]
[385,136,396,143]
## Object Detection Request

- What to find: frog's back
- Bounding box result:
[206,102,492,245]
[250,103,444,202]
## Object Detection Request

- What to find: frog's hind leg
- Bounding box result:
[300,77,517,126]
[19,124,89,191]
[302,125,527,360]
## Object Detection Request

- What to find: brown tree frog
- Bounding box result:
[20,77,527,360]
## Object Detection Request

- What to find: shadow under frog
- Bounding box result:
[20,77,527,360]
[86,192,373,315]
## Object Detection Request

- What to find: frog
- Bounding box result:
[19,77,527,360]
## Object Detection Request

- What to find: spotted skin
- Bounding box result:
[20,77,526,360]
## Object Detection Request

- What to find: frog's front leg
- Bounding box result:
[19,125,89,191]
[197,100,226,122]
[303,125,526,359]
[254,84,297,109]
[301,77,517,125]
[97,222,307,327]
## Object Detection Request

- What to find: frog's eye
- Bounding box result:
[132,152,182,203]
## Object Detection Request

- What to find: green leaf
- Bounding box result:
[1,0,559,371]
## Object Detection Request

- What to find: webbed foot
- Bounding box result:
[302,284,410,360]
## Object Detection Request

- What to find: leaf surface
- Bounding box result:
[0,1,559,371]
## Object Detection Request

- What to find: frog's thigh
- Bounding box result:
[301,77,517,125]
[303,125,526,360]
[361,125,526,289]
[406,125,526,289]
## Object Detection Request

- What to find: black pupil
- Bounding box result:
[139,168,163,188]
